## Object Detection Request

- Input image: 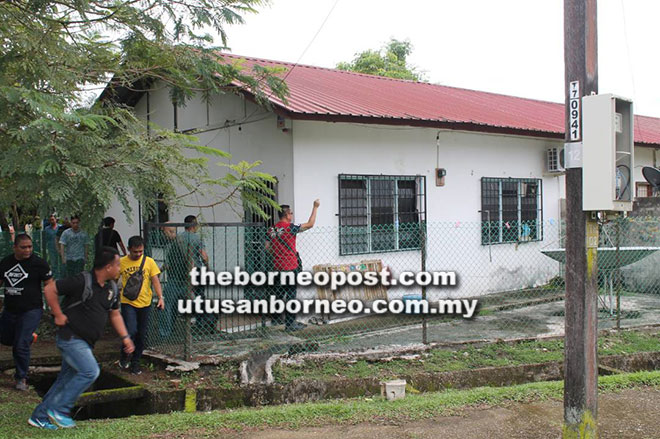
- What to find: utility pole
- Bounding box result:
[563,1,599,438]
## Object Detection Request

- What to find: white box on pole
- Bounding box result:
[582,94,634,211]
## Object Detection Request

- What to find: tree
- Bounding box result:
[336,38,425,81]
[0,0,286,230]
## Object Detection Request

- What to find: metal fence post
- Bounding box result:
[615,219,621,329]
[421,220,427,345]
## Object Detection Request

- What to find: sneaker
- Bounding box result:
[47,409,76,429]
[130,365,142,376]
[15,379,29,391]
[119,359,130,370]
[28,417,58,430]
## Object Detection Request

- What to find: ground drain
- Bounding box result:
[30,369,148,420]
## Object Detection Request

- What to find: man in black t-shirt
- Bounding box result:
[94,217,126,256]
[0,234,53,391]
[29,246,134,431]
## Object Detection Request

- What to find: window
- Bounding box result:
[481,177,543,244]
[338,174,426,255]
[143,193,169,225]
[244,178,279,228]
[636,182,655,199]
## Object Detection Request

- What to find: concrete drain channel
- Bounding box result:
[20,350,660,420]
[28,368,184,420]
[30,370,149,420]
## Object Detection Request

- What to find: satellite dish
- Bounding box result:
[642,166,660,189]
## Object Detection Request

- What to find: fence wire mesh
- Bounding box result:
[1,216,657,361]
[0,228,74,280]
[140,217,660,360]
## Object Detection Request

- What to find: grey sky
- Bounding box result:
[225,0,660,118]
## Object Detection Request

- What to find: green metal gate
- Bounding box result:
[143,221,266,359]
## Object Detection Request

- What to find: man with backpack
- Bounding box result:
[267,200,320,332]
[118,236,164,375]
[29,246,134,430]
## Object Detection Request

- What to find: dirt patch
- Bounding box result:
[175,388,660,439]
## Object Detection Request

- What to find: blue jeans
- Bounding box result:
[32,336,99,420]
[0,308,43,380]
[159,280,183,339]
[276,271,298,328]
[120,303,151,366]
[46,245,63,279]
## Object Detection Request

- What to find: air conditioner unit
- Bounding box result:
[546,147,565,173]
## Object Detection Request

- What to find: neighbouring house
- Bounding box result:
[102,53,660,301]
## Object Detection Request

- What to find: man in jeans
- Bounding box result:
[118,236,164,374]
[29,247,134,430]
[59,216,89,277]
[44,214,62,279]
[0,234,53,390]
[176,215,214,333]
[267,200,319,331]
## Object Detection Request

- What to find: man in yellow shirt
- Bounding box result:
[118,236,164,374]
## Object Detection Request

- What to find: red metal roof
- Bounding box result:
[223,53,660,146]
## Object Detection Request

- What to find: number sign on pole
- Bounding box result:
[569,81,580,141]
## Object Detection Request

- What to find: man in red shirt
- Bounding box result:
[267,199,320,331]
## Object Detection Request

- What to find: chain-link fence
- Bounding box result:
[143,217,660,360]
[0,229,71,280]
[2,217,657,361]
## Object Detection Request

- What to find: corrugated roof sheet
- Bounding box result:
[222,53,660,146]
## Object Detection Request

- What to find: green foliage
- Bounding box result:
[336,38,426,81]
[0,0,287,229]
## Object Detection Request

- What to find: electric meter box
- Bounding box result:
[582,93,634,211]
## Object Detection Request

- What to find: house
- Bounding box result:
[103,53,660,300]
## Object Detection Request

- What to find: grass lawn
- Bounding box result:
[272,328,660,383]
[1,370,660,439]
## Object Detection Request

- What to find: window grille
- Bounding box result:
[481,177,543,244]
[338,174,426,255]
[245,179,278,228]
[636,182,655,198]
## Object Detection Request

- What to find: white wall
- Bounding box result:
[291,121,566,300]
[105,87,294,241]
[104,92,659,304]
[291,122,565,224]
[105,94,151,240]
[290,122,658,302]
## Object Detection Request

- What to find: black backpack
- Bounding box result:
[122,255,146,301]
[65,271,119,309]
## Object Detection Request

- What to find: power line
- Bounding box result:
[238,0,341,124]
[619,0,647,143]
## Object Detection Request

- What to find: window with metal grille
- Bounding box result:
[481,177,543,244]
[338,174,426,255]
[636,182,655,198]
[142,193,169,226]
[244,178,278,228]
